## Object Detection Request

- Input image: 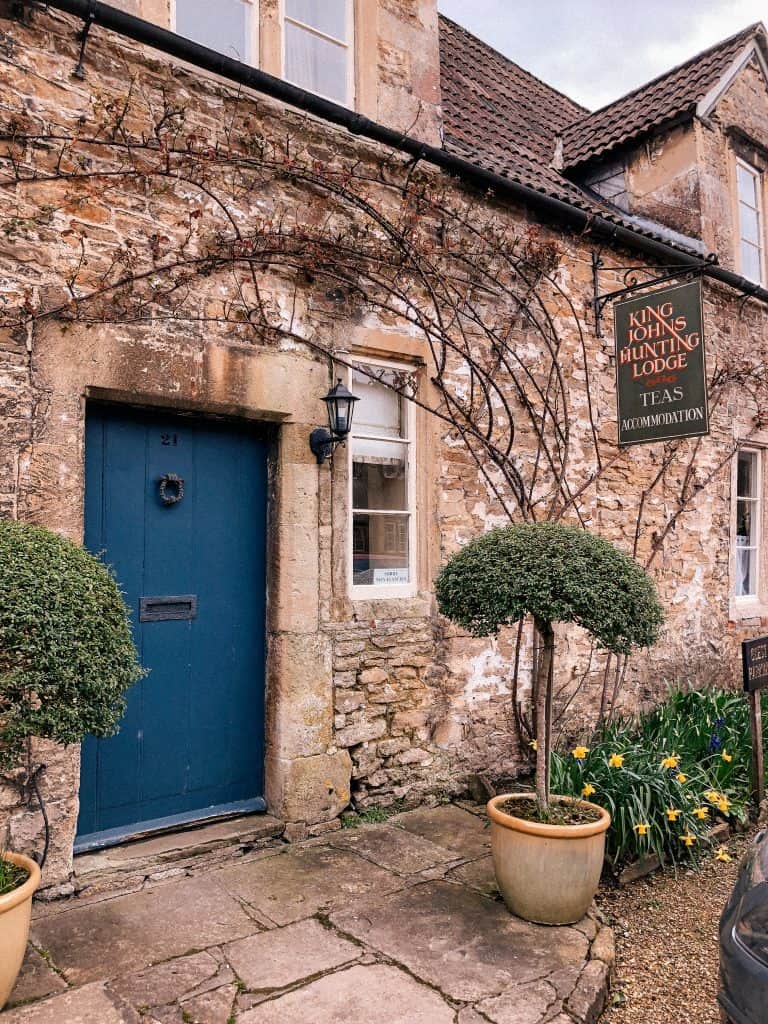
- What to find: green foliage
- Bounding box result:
[341,802,406,828]
[0,856,27,896]
[0,520,143,769]
[551,687,754,870]
[435,522,664,653]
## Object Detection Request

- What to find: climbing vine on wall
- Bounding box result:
[1,58,767,749]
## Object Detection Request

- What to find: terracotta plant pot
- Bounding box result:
[487,793,611,926]
[0,852,41,1009]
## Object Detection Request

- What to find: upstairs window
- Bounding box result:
[173,0,255,63]
[283,0,353,105]
[736,158,764,284]
[734,449,761,599]
[350,363,416,597]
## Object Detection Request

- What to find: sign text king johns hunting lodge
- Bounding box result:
[614,280,709,447]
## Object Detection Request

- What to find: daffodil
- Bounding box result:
[666,808,682,821]
[582,783,596,798]
[660,754,680,769]
[679,833,696,847]
[608,753,625,768]
[717,797,731,814]
[722,751,733,763]
[692,806,709,820]
[715,846,732,863]
[530,739,538,751]
[704,790,720,803]
[675,772,688,784]
[572,746,589,760]
[633,822,650,836]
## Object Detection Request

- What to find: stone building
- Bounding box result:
[1,0,768,888]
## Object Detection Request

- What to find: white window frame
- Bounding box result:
[736,157,765,285]
[171,0,259,65]
[281,0,355,107]
[348,357,417,601]
[733,447,762,603]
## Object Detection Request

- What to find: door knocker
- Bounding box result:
[158,473,184,506]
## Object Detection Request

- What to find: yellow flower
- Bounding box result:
[666,808,682,821]
[704,790,720,803]
[572,746,589,760]
[633,822,650,836]
[715,846,732,863]
[676,773,688,784]
[692,806,709,820]
[722,751,733,763]
[530,739,538,751]
[608,753,625,768]
[582,783,596,798]
[660,754,680,769]
[717,797,731,814]
[679,833,696,847]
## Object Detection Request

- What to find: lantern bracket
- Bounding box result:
[591,250,716,339]
[309,428,346,465]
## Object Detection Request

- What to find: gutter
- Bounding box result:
[16,0,768,311]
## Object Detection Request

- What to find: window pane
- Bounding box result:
[737,498,757,546]
[740,204,761,246]
[353,441,408,510]
[353,513,410,586]
[741,241,762,282]
[176,0,250,61]
[736,545,758,597]
[737,163,759,206]
[352,368,406,438]
[738,451,757,498]
[286,0,347,40]
[284,22,348,102]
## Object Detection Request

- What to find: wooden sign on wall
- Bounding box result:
[614,280,709,448]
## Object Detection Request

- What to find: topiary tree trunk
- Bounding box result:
[534,617,554,810]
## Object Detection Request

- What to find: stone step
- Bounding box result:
[64,814,285,901]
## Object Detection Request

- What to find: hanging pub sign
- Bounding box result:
[614,279,709,447]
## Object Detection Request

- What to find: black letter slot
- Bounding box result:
[139,595,198,622]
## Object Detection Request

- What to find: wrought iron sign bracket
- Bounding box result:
[591,250,717,339]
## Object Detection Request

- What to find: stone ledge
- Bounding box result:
[68,814,285,899]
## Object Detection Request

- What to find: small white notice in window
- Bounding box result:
[373,568,409,585]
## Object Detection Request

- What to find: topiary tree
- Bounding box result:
[0,520,143,771]
[435,522,665,811]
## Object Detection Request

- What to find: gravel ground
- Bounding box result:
[597,831,754,1024]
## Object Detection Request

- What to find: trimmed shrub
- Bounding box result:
[436,522,664,810]
[435,522,664,652]
[0,520,143,769]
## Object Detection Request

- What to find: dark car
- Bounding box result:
[720,829,768,1023]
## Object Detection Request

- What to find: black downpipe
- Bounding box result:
[17,0,768,309]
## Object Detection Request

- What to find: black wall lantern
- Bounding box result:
[309,379,360,465]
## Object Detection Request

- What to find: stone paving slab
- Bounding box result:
[449,854,499,895]
[236,964,456,1024]
[390,803,492,860]
[214,843,403,925]
[331,878,589,1002]
[328,822,461,874]
[2,983,140,1023]
[4,948,67,1010]
[224,919,360,990]
[31,875,260,985]
[5,804,612,1024]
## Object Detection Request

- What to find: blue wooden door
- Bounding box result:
[77,404,269,850]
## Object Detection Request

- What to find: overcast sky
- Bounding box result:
[437,1,767,110]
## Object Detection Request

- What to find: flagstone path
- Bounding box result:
[3,804,614,1024]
